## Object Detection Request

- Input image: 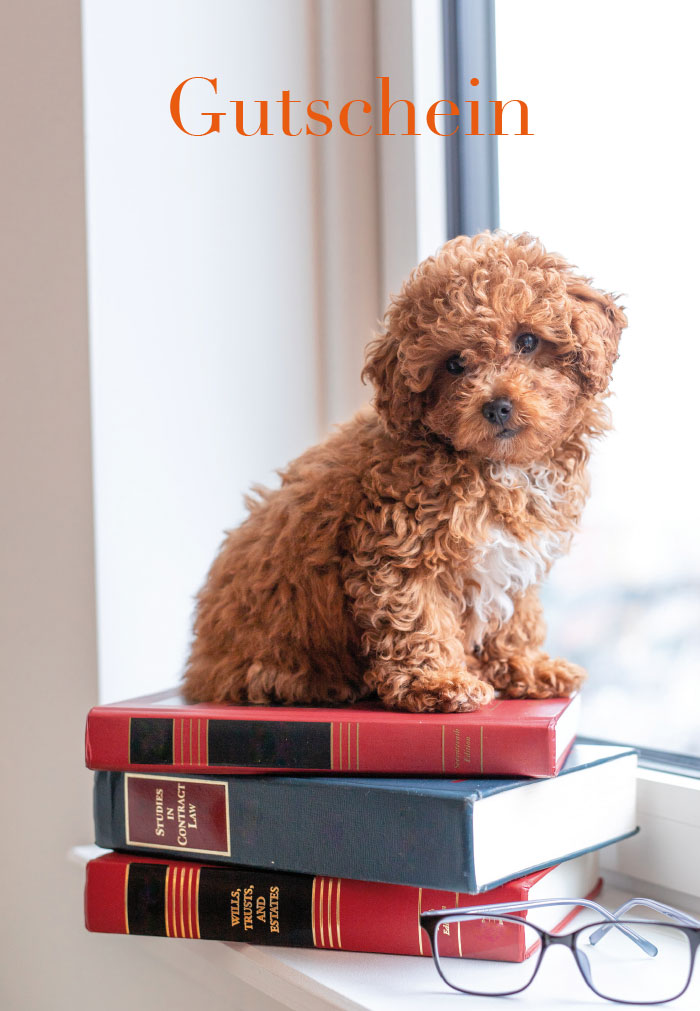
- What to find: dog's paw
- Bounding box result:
[376,669,495,713]
[500,655,586,699]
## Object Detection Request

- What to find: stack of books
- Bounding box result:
[83,690,638,960]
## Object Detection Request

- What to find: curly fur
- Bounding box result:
[183,232,627,712]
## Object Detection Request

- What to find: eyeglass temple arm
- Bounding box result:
[588,898,700,946]
[431,897,656,956]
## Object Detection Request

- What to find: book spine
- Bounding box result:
[85,853,531,959]
[85,708,558,777]
[93,770,477,892]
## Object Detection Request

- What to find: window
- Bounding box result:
[447,0,700,762]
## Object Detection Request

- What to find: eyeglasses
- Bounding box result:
[419,896,700,1004]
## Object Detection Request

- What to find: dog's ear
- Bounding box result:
[567,278,627,395]
[362,328,424,436]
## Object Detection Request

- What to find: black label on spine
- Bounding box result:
[198,866,315,945]
[129,718,174,764]
[208,720,330,768]
[127,863,168,936]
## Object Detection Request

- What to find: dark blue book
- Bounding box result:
[93,743,638,893]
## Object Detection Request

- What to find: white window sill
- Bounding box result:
[600,767,700,906]
[72,840,700,1011]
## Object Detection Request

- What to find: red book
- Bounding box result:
[84,849,601,960]
[85,689,580,778]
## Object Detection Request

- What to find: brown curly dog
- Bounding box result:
[183,232,626,713]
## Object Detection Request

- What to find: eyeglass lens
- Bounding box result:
[575,921,693,1004]
[434,916,543,996]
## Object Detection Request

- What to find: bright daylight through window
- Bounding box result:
[496,1,700,760]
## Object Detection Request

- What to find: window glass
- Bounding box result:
[496,1,700,756]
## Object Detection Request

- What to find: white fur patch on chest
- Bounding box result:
[466,463,571,637]
[468,526,563,627]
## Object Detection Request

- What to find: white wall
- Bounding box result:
[84,0,322,702]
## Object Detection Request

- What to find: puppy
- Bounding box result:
[183,232,626,712]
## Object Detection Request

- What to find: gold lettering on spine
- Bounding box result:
[194,868,201,938]
[319,877,325,946]
[336,879,342,947]
[311,877,317,946]
[124,864,130,934]
[164,867,171,937]
[418,888,423,954]
[330,723,334,771]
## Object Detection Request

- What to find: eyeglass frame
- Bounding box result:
[419,896,700,1005]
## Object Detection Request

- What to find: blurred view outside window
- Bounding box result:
[495,1,700,758]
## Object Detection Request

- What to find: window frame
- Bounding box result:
[443,0,499,237]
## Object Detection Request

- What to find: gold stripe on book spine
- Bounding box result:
[338,724,343,770]
[164,867,171,937]
[311,877,317,946]
[171,867,178,937]
[347,723,351,771]
[189,719,193,765]
[171,868,178,937]
[330,723,334,770]
[356,723,359,771]
[194,868,201,939]
[327,874,333,947]
[336,879,342,948]
[180,719,184,766]
[179,865,186,938]
[187,867,194,939]
[417,888,423,954]
[318,878,325,946]
[124,864,130,934]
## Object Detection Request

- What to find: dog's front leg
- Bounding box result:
[478,587,586,698]
[346,564,494,713]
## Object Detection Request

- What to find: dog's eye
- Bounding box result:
[445,354,467,375]
[515,333,539,354]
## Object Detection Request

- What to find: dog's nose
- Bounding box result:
[482,397,513,427]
